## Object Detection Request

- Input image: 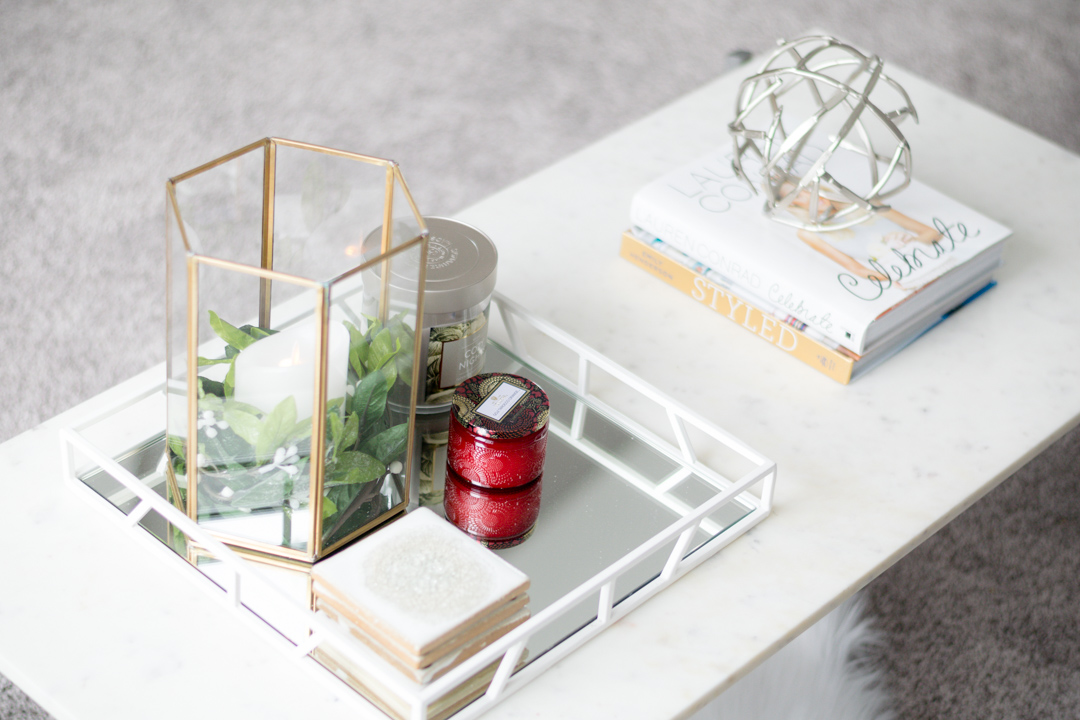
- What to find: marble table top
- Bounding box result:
[2,63,1078,720]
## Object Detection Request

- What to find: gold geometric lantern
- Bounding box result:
[164,138,429,566]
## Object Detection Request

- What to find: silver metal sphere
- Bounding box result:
[728,36,918,232]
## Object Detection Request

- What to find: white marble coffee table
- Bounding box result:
[1,64,1078,720]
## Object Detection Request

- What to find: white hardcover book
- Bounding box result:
[629,147,1011,354]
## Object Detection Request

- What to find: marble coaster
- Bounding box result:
[312,508,530,659]
[313,639,507,720]
[318,601,530,684]
[317,591,530,671]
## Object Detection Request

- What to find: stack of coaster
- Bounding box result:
[311,508,530,720]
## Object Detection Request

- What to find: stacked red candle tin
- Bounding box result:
[443,373,549,546]
[443,469,542,548]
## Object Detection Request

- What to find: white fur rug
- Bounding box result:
[691,594,894,720]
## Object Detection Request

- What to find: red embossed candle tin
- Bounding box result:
[447,373,549,489]
[443,465,542,548]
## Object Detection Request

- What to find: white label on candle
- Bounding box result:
[475,382,527,422]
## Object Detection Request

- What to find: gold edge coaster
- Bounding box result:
[313,571,530,657]
[324,603,531,684]
[417,609,531,685]
[414,598,528,667]
[313,643,528,720]
[315,591,530,669]
[314,647,409,720]
[310,508,531,657]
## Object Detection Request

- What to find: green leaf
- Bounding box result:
[199,377,226,399]
[342,412,360,450]
[364,316,383,337]
[369,328,396,369]
[359,423,408,466]
[323,484,347,511]
[322,482,384,543]
[355,339,374,372]
[331,466,363,486]
[344,320,364,347]
[227,473,291,510]
[198,356,234,367]
[323,484,357,521]
[328,411,359,459]
[204,427,258,467]
[349,346,367,378]
[388,314,414,353]
[365,414,389,440]
[328,412,345,455]
[224,398,264,415]
[394,353,413,386]
[208,311,256,351]
[380,361,397,392]
[167,434,185,455]
[321,495,338,519]
[389,318,415,385]
[238,324,277,340]
[223,406,263,447]
[223,358,236,397]
[167,434,187,459]
[290,417,313,442]
[328,451,384,485]
[256,396,298,461]
[351,368,389,437]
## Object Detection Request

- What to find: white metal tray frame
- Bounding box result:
[60,293,776,720]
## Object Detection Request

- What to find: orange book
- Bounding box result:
[620,230,857,383]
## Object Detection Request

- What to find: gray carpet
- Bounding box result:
[1,1,1077,718]
[867,426,1080,718]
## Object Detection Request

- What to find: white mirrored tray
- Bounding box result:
[60,293,776,720]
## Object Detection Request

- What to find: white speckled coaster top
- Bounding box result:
[312,508,530,657]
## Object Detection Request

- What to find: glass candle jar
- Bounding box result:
[416,406,452,508]
[447,373,549,489]
[443,466,542,548]
[387,402,452,509]
[363,216,498,409]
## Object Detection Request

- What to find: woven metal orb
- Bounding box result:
[728,36,918,231]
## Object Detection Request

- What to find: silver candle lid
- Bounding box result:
[364,216,498,316]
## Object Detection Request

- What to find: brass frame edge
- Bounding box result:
[377,164,395,324]
[196,255,322,288]
[328,233,427,285]
[393,165,429,507]
[185,255,200,521]
[166,182,193,253]
[259,141,277,328]
[188,538,316,569]
[308,285,330,561]
[270,137,392,166]
[393,165,428,235]
[164,463,185,513]
[320,505,407,558]
[170,138,268,185]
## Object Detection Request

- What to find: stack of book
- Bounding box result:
[311,508,530,720]
[624,148,1011,383]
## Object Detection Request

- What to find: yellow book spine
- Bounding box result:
[620,231,854,384]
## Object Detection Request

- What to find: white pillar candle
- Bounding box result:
[233,320,349,419]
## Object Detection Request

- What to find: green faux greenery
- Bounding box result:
[168,310,416,547]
